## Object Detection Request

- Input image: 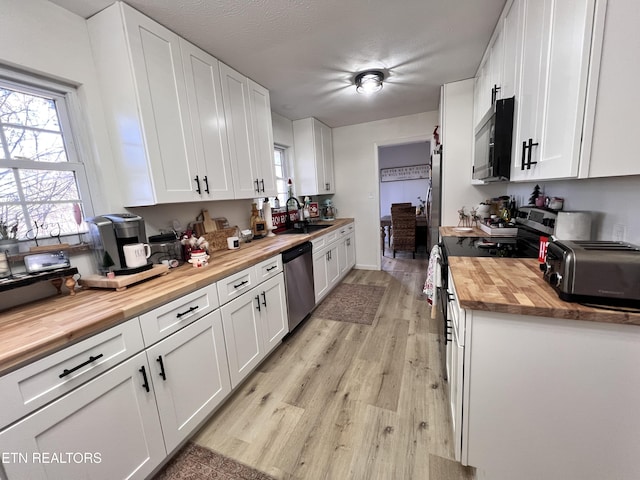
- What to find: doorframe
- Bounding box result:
[374,134,433,270]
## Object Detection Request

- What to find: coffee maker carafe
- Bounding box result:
[86,213,150,275]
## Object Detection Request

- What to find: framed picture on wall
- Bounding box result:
[380,164,429,182]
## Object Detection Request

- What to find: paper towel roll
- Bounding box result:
[554,212,592,240]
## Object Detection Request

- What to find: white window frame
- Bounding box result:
[274,144,291,207]
[0,66,95,242]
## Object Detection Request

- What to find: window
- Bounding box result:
[274,145,290,207]
[0,70,92,243]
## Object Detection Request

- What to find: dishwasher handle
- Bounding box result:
[282,242,313,263]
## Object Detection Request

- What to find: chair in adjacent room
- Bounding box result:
[390,204,416,258]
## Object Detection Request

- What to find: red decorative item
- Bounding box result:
[538,236,549,263]
[309,202,319,218]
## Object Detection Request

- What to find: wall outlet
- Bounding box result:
[613,224,627,242]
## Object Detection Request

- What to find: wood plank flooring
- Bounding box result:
[193,255,475,480]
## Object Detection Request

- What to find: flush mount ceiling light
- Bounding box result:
[354,70,385,94]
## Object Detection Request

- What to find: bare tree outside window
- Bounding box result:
[0,76,91,242]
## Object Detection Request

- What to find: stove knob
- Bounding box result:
[539,263,549,274]
[549,272,562,287]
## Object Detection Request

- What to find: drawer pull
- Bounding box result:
[266,265,277,272]
[234,280,249,289]
[59,354,104,378]
[255,295,261,312]
[157,355,167,381]
[139,365,150,393]
[176,305,199,318]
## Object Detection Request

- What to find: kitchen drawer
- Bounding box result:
[254,255,282,283]
[338,222,354,237]
[139,283,219,346]
[217,266,258,306]
[0,317,144,429]
[311,229,339,250]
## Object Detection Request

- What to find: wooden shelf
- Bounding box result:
[6,244,90,262]
[0,267,79,294]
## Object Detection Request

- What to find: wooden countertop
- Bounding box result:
[0,219,354,376]
[439,226,489,237]
[448,257,640,326]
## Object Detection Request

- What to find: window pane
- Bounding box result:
[0,204,21,239]
[0,88,61,130]
[26,202,82,238]
[19,169,80,202]
[4,127,68,162]
[0,168,20,202]
[275,164,283,178]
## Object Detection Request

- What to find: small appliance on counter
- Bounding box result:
[542,239,640,307]
[148,233,182,264]
[24,251,70,273]
[86,213,152,275]
[321,199,336,221]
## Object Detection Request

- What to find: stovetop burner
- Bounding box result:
[440,235,538,258]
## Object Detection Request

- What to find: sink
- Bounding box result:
[279,224,333,234]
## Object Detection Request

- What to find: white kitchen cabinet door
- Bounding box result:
[146,310,231,452]
[180,39,234,200]
[292,118,335,195]
[500,0,523,100]
[258,274,288,353]
[220,290,263,388]
[0,352,165,480]
[88,3,200,206]
[326,244,340,288]
[312,248,330,303]
[345,234,356,271]
[219,63,261,199]
[249,79,278,197]
[473,58,491,127]
[512,0,595,181]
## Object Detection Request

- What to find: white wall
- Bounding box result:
[379,142,430,217]
[440,79,504,226]
[332,112,437,270]
[0,0,118,215]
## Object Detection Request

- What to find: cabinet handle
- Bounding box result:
[260,179,265,192]
[254,179,260,193]
[59,353,104,378]
[526,138,539,169]
[194,175,202,195]
[491,84,501,104]
[347,239,350,246]
[157,355,167,381]
[139,365,150,393]
[255,295,261,312]
[325,183,330,191]
[261,291,267,307]
[521,141,527,171]
[233,280,249,289]
[203,176,210,194]
[266,265,277,272]
[176,305,199,318]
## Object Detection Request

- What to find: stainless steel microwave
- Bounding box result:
[473,96,515,182]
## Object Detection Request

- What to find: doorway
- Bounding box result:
[378,141,430,271]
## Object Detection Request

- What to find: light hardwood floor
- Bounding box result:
[193,254,475,480]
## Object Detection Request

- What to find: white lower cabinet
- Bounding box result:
[338,233,356,276]
[0,352,165,480]
[221,273,287,388]
[145,310,231,453]
[313,244,339,303]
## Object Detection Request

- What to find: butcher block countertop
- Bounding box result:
[0,219,354,376]
[448,256,640,325]
[439,226,489,237]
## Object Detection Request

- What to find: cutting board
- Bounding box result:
[79,264,169,291]
[201,209,217,233]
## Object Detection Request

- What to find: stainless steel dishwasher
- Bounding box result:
[282,242,315,332]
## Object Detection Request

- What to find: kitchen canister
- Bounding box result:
[227,236,240,250]
[554,211,592,240]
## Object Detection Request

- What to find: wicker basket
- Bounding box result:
[203,227,238,252]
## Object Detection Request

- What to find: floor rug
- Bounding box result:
[313,283,387,325]
[153,442,275,480]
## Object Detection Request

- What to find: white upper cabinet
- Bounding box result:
[180,39,235,200]
[220,64,277,199]
[88,2,200,206]
[581,0,640,178]
[89,2,277,204]
[511,0,596,181]
[292,117,335,195]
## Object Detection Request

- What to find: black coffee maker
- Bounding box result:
[86,213,150,275]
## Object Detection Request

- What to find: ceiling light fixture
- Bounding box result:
[354,70,384,94]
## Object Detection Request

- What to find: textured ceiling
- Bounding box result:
[48,0,505,127]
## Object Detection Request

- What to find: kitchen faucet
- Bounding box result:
[285,196,306,230]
